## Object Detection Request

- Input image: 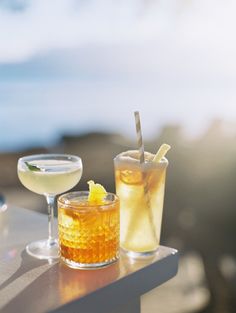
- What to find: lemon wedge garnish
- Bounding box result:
[153,144,171,163]
[87,180,107,204]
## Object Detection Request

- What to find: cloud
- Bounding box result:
[0,0,236,82]
[0,0,164,63]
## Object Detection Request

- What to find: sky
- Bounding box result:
[0,0,236,151]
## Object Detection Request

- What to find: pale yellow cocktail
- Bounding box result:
[17,154,83,260]
[18,159,82,195]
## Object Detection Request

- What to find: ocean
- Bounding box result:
[1,79,236,152]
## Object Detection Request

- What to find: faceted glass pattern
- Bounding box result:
[58,192,119,268]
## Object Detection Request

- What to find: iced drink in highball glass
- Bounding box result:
[114,149,168,256]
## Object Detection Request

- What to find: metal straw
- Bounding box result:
[134,111,158,245]
[134,111,145,164]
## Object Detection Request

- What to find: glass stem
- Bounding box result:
[46,195,56,244]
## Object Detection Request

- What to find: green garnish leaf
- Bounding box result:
[25,161,42,172]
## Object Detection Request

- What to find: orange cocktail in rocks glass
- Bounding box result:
[58,181,120,268]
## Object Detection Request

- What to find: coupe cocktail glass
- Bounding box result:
[58,191,119,268]
[114,150,168,257]
[17,154,83,259]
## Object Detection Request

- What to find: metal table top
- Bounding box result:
[0,207,178,313]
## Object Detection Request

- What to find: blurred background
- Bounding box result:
[0,0,236,312]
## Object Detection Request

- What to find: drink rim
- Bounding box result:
[58,191,119,210]
[18,153,82,164]
[114,150,168,167]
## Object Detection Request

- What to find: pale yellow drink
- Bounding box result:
[114,150,168,254]
[18,160,82,195]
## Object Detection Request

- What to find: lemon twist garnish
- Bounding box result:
[153,144,171,163]
[87,180,107,204]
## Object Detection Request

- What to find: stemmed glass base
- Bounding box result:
[26,239,59,259]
